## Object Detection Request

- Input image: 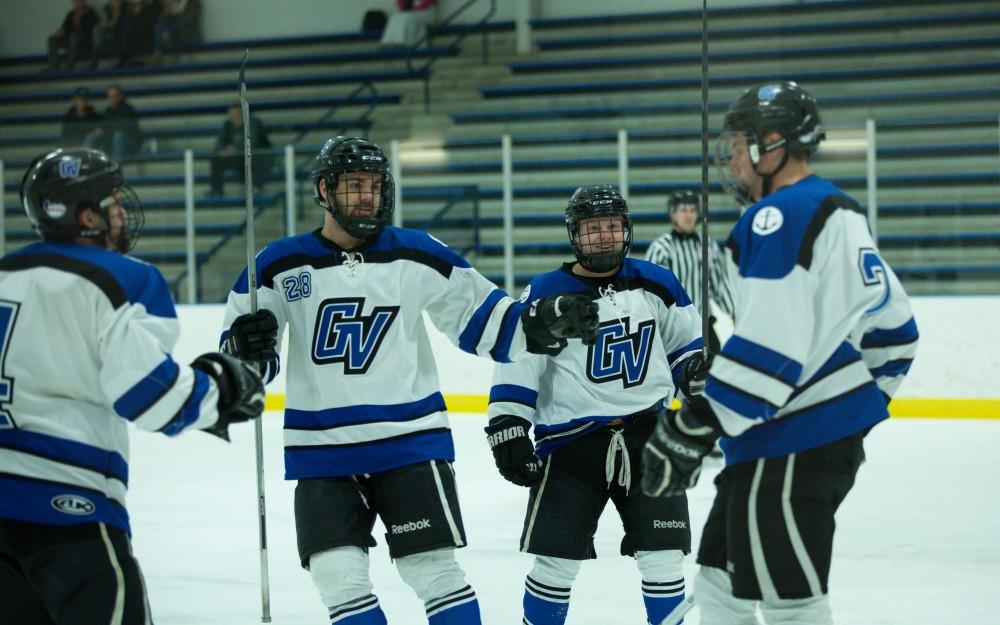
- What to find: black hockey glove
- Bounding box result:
[641,399,721,497]
[521,294,600,356]
[191,352,266,441]
[678,351,714,400]
[485,415,543,487]
[222,310,278,363]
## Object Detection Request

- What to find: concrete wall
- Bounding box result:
[1,0,781,57]
[174,296,1000,403]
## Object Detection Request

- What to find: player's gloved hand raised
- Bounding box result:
[191,352,266,441]
[222,310,278,362]
[521,294,600,356]
[641,400,720,497]
[485,415,543,487]
[678,350,713,400]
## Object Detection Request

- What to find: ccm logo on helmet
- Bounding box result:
[51,494,96,516]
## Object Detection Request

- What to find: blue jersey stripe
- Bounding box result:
[113,355,180,421]
[159,370,211,436]
[788,341,862,401]
[284,393,447,430]
[0,472,131,534]
[719,381,887,465]
[458,289,506,354]
[0,429,128,484]
[721,335,802,386]
[869,358,914,379]
[489,301,525,364]
[488,384,538,408]
[861,317,919,348]
[668,338,703,368]
[706,375,781,421]
[283,429,455,479]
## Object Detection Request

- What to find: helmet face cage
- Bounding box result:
[20,148,144,250]
[565,186,633,272]
[716,81,825,205]
[312,137,395,240]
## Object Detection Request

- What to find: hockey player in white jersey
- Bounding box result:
[486,185,707,625]
[641,82,920,625]
[0,148,265,625]
[219,137,599,625]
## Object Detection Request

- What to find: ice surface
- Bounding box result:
[126,414,1000,624]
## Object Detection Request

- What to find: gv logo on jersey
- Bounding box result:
[312,297,399,374]
[858,247,891,314]
[586,317,655,388]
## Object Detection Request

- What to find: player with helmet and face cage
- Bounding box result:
[220,137,599,625]
[486,185,709,625]
[645,189,736,354]
[0,148,265,625]
[642,82,919,625]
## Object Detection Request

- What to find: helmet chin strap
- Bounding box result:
[749,138,790,200]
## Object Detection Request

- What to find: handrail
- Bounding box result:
[287,80,380,148]
[417,185,481,256]
[405,0,498,112]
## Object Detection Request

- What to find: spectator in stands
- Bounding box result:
[91,85,143,162]
[380,0,437,48]
[47,0,100,72]
[89,0,133,69]
[60,87,103,147]
[119,0,161,65]
[207,102,273,197]
[151,0,182,64]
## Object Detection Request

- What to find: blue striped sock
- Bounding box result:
[328,594,387,625]
[426,585,481,625]
[641,578,685,625]
[522,575,571,625]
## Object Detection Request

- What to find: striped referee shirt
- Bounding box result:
[644,229,736,319]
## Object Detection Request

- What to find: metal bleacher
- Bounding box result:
[1,0,998,299]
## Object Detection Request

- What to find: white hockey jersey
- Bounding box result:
[0,241,223,534]
[706,175,919,465]
[222,226,531,479]
[488,259,703,458]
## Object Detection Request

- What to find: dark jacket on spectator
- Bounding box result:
[103,101,143,144]
[60,105,102,146]
[58,6,100,49]
[215,117,270,152]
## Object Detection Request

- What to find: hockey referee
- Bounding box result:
[645,189,735,352]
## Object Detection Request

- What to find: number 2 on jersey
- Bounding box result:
[0,300,21,429]
[858,248,890,314]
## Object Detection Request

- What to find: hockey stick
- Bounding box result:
[659,594,696,625]
[658,4,710,625]
[699,0,711,357]
[239,50,272,624]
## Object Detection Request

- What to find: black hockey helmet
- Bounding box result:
[565,185,632,273]
[20,148,143,252]
[716,81,825,203]
[311,136,395,240]
[668,189,700,214]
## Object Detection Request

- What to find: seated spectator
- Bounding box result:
[207,102,273,197]
[380,0,437,48]
[90,0,134,69]
[47,0,100,72]
[91,85,143,161]
[60,87,103,147]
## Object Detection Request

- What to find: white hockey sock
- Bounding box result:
[309,547,386,625]
[395,548,481,624]
[695,566,760,625]
[759,595,832,625]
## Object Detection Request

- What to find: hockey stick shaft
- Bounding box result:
[658,594,697,625]
[699,0,710,356]
[239,50,272,624]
